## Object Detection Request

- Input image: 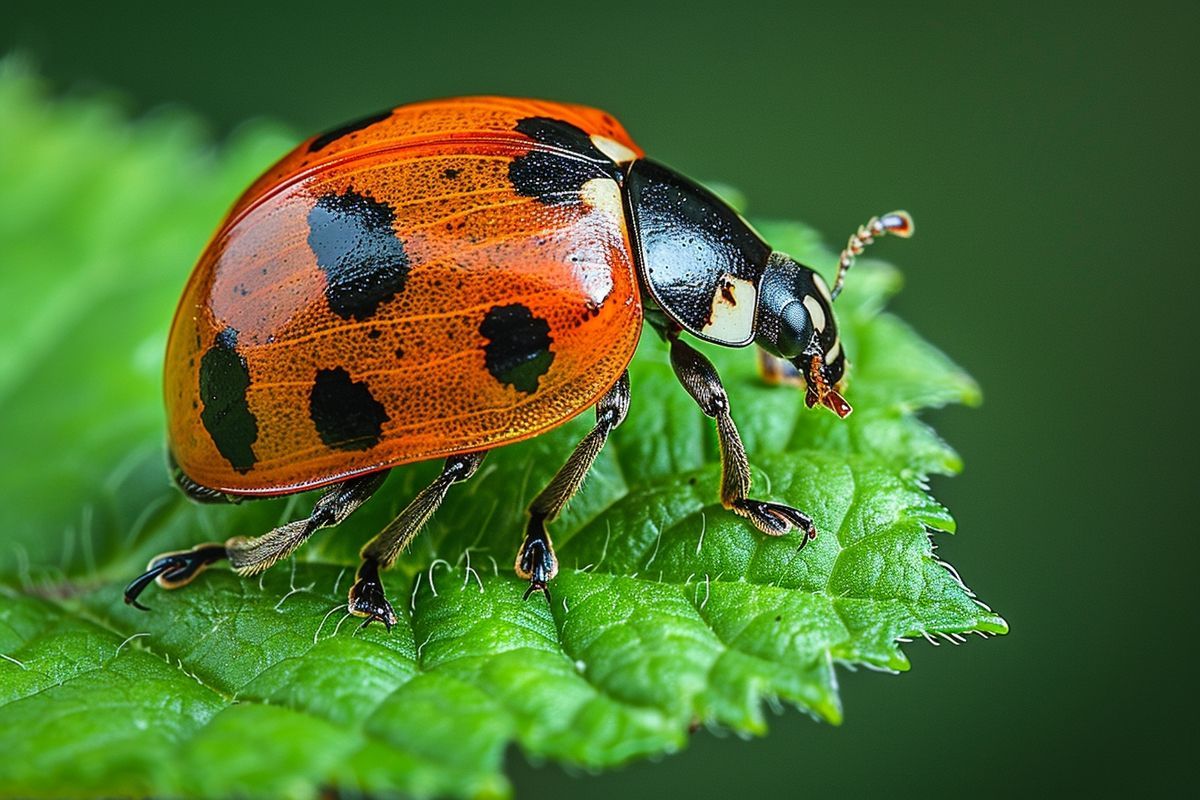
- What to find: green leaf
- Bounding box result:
[0,62,1006,799]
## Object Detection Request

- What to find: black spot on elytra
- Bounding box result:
[309,367,390,451]
[515,117,611,158]
[508,117,621,205]
[443,168,460,179]
[308,110,393,152]
[198,327,258,473]
[479,304,555,394]
[307,188,411,321]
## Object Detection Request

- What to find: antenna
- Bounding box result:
[831,210,914,300]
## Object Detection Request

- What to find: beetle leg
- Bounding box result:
[756,350,807,388]
[123,544,227,610]
[518,371,631,601]
[349,452,486,629]
[225,470,390,574]
[123,470,388,609]
[669,334,818,544]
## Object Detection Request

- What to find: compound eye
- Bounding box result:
[776,300,813,358]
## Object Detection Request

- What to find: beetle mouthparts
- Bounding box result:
[804,384,853,418]
[801,353,853,418]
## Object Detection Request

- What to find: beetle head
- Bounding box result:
[753,210,913,418]
[755,253,851,417]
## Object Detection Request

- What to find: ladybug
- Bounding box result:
[124,97,912,628]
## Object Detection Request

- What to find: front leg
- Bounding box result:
[669,334,818,543]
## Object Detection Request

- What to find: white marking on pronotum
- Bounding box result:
[825,338,842,364]
[314,604,348,643]
[115,632,150,657]
[591,134,638,164]
[802,295,827,332]
[701,274,757,344]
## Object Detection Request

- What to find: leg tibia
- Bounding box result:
[226,470,389,576]
[359,453,485,569]
[349,452,485,628]
[669,334,817,544]
[517,372,630,600]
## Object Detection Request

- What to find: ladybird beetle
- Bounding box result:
[124,97,912,628]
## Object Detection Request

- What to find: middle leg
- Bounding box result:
[347,451,486,629]
[516,370,631,600]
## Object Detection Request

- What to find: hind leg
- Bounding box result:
[516,371,630,600]
[124,471,389,609]
[347,452,487,630]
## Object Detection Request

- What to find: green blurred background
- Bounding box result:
[3,0,1190,795]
